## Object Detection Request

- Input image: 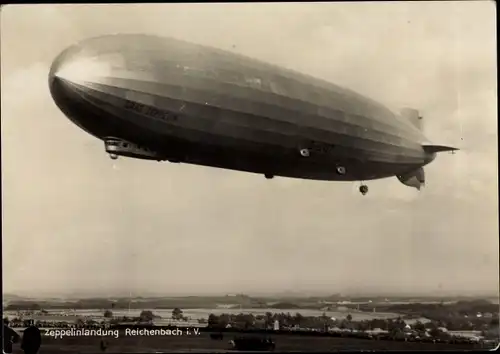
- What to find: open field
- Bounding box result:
[3,308,400,323]
[9,330,493,353]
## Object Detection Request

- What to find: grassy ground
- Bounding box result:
[10,330,493,353]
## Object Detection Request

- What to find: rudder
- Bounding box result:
[397,167,425,191]
[400,107,423,131]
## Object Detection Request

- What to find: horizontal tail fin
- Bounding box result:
[422,144,459,153]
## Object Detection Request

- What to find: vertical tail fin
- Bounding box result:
[400,108,423,131]
[397,167,425,190]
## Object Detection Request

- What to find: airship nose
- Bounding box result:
[48,41,115,126]
[48,48,65,86]
[49,40,116,108]
[48,42,115,138]
[48,45,80,115]
[48,39,130,140]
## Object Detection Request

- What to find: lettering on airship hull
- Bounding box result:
[124,100,144,113]
[307,140,337,155]
[124,100,178,123]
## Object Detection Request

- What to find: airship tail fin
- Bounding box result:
[397,167,425,191]
[400,108,423,131]
[422,144,459,153]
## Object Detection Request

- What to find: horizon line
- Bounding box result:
[3,291,499,299]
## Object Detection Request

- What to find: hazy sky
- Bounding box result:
[1,2,498,297]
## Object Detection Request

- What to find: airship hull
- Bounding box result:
[49,34,432,181]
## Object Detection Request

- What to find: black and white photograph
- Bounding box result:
[2,2,498,353]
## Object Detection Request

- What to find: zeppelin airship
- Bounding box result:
[48,34,458,195]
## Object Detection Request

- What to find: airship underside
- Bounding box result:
[48,34,457,195]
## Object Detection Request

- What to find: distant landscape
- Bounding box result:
[4,293,499,329]
[4,293,499,352]
[3,293,499,311]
